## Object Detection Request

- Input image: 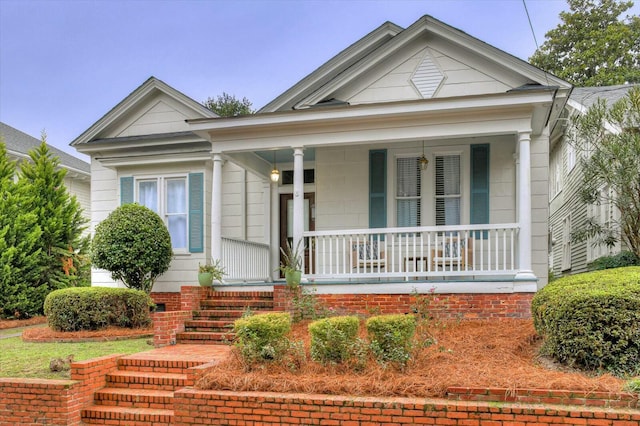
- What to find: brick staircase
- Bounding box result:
[176,291,275,344]
[80,290,274,425]
[81,355,206,425]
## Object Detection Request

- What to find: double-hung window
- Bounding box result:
[137,176,188,250]
[396,156,421,227]
[435,155,461,226]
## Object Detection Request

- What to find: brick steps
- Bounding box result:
[105,370,188,390]
[93,388,174,408]
[82,405,173,425]
[177,291,275,344]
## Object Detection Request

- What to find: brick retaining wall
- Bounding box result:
[173,388,640,425]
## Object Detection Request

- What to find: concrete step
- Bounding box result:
[106,370,187,391]
[81,405,172,425]
[93,388,174,409]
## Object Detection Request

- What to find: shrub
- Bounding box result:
[532,267,640,375]
[92,204,172,293]
[233,312,292,364]
[44,287,153,331]
[308,316,359,364]
[588,251,640,271]
[366,314,416,366]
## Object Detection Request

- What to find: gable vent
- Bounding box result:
[411,53,444,99]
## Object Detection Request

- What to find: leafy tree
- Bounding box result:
[570,86,640,259]
[92,203,173,293]
[530,0,640,86]
[17,138,90,293]
[0,141,45,318]
[202,92,254,117]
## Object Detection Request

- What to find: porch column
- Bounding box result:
[515,132,536,282]
[292,147,304,269]
[211,153,223,261]
[270,179,279,282]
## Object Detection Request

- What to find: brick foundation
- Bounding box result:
[274,285,533,319]
[173,389,640,425]
[151,310,193,347]
[150,292,181,312]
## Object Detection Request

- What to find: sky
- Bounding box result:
[1,0,638,163]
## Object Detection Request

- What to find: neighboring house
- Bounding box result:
[1,122,91,222]
[548,85,637,277]
[72,15,571,300]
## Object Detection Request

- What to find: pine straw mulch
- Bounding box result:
[22,325,154,342]
[196,318,624,398]
[0,316,48,330]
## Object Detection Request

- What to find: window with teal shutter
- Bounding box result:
[369,150,387,230]
[120,176,134,205]
[470,144,490,238]
[188,172,204,253]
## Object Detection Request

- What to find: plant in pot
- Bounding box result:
[279,240,303,288]
[198,259,225,287]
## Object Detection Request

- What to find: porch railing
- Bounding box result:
[303,224,519,280]
[221,237,271,282]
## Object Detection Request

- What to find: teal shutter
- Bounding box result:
[470,144,490,238]
[120,177,134,205]
[188,172,204,253]
[369,150,387,230]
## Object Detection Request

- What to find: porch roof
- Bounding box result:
[188,88,560,154]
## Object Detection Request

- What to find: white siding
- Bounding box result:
[531,132,550,287]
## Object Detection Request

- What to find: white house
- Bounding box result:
[72,15,571,298]
[1,122,91,221]
[549,84,638,276]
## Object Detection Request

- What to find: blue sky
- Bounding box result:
[1,0,637,162]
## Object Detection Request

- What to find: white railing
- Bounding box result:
[304,224,519,280]
[221,237,271,282]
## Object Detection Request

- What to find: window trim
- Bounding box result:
[561,214,571,271]
[135,173,189,253]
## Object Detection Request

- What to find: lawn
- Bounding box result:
[0,336,152,379]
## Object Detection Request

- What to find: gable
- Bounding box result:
[326,37,531,106]
[270,15,570,112]
[108,95,196,138]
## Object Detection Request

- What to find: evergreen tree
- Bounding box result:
[16,138,89,305]
[202,92,254,117]
[0,142,44,318]
[530,0,640,86]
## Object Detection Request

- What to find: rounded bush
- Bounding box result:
[309,316,360,364]
[44,287,153,331]
[234,312,292,363]
[532,267,640,375]
[366,314,416,365]
[92,203,172,293]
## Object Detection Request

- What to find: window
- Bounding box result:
[137,176,187,250]
[561,214,571,271]
[396,156,421,227]
[586,186,618,261]
[549,145,563,198]
[435,155,461,226]
[566,142,576,172]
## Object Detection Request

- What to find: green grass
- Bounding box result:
[0,336,152,379]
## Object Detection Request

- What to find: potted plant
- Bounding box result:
[198,259,225,287]
[279,240,303,288]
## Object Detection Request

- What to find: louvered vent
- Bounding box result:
[411,53,444,98]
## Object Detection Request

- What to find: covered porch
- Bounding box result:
[189,89,559,292]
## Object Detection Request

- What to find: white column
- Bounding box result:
[515,132,536,282]
[292,148,304,271]
[270,180,280,282]
[211,153,223,261]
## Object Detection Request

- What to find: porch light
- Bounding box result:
[419,141,429,170]
[270,151,280,182]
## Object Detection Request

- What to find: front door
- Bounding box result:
[279,193,315,276]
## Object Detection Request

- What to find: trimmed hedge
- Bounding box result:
[234,312,292,363]
[44,287,153,331]
[588,251,640,271]
[366,314,416,366]
[532,267,640,375]
[309,316,360,364]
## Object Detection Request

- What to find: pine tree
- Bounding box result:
[0,142,44,318]
[16,138,89,311]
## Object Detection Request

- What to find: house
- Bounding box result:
[72,15,571,316]
[548,85,638,277]
[1,122,91,222]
